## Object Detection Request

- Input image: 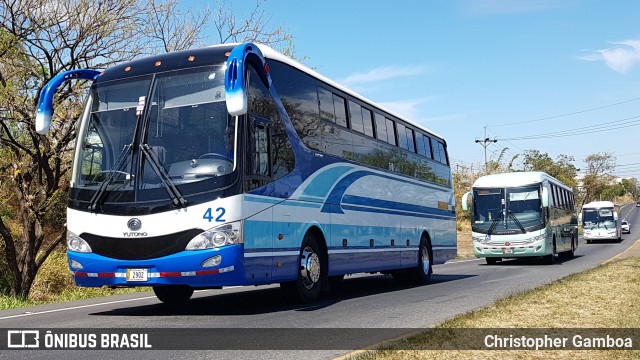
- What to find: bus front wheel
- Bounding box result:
[287,232,325,303]
[486,257,500,265]
[544,240,557,265]
[153,285,194,304]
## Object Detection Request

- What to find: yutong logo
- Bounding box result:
[124,218,147,237]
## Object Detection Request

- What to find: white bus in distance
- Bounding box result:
[581,201,621,243]
[461,172,578,265]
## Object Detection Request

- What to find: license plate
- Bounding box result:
[126,268,148,282]
[503,248,514,254]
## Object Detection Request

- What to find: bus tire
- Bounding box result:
[544,239,557,265]
[485,257,499,265]
[567,236,576,258]
[408,235,433,285]
[153,285,194,304]
[292,232,325,303]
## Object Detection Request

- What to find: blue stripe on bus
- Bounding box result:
[281,201,322,209]
[298,196,324,202]
[244,247,419,256]
[245,247,299,253]
[341,205,455,219]
[245,195,282,205]
[246,194,452,215]
[321,170,451,214]
[301,165,354,198]
[342,195,454,217]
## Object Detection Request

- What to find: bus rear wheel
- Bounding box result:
[153,285,194,304]
[565,236,576,259]
[395,235,433,285]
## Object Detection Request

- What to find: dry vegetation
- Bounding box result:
[455,223,474,259]
[0,248,147,310]
[352,254,640,360]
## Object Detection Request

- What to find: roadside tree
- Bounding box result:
[0,0,294,299]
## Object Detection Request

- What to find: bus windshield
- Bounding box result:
[472,185,543,233]
[582,208,615,229]
[72,65,238,209]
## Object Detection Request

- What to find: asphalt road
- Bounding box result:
[1,203,638,360]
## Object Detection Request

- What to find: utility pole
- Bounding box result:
[475,126,497,174]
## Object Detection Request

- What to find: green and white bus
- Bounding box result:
[581,201,621,243]
[461,172,578,264]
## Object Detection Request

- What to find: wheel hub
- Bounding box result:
[300,247,321,289]
[422,246,430,274]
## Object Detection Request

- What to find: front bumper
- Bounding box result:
[67,244,245,288]
[473,240,548,258]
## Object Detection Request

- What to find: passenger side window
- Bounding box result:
[362,107,374,137]
[396,123,409,150]
[406,127,416,153]
[416,133,433,159]
[248,115,271,177]
[386,118,397,146]
[247,65,293,188]
[318,87,335,123]
[432,139,448,164]
[374,113,387,142]
[349,101,364,133]
[334,94,348,127]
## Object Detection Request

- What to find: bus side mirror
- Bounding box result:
[35,69,100,134]
[461,191,471,211]
[225,43,271,116]
[541,187,549,208]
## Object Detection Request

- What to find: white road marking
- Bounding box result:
[0,288,243,321]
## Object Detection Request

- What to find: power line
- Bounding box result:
[499,115,640,141]
[489,96,640,127]
[486,127,526,153]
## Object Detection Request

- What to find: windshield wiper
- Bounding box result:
[140,144,187,207]
[508,210,526,233]
[88,144,133,212]
[487,212,504,236]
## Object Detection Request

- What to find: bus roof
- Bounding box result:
[96,43,445,142]
[582,201,615,209]
[472,171,572,190]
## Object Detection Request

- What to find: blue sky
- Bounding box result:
[192,0,640,179]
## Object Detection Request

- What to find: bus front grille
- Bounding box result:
[80,229,204,260]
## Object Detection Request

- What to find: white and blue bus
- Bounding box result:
[581,201,621,243]
[35,43,456,303]
[462,172,577,264]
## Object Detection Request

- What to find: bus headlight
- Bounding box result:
[186,222,243,250]
[530,234,546,242]
[67,231,92,253]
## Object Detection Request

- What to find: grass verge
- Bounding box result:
[351,254,640,360]
[0,249,148,311]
